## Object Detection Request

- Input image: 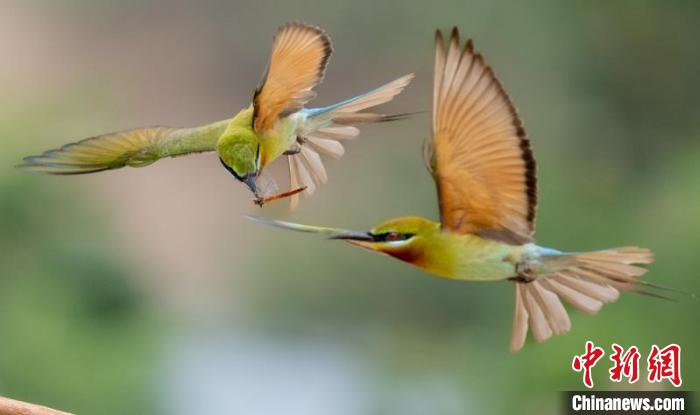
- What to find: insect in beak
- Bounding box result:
[253,186,306,207]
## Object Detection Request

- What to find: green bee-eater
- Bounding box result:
[19,22,413,207]
[250,28,659,351]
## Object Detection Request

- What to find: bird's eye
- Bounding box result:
[372,231,414,242]
[386,231,401,241]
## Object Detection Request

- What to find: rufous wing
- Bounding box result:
[430,28,537,243]
[253,22,332,133]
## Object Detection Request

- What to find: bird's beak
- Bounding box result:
[245,216,348,235]
[328,230,378,249]
[328,230,374,242]
[243,175,258,195]
[245,216,376,247]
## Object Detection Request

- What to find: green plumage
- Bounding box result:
[17,120,230,174]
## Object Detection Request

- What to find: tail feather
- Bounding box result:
[332,111,419,125]
[540,279,603,315]
[305,136,344,158]
[309,126,360,141]
[302,73,414,132]
[510,246,656,352]
[287,74,414,209]
[511,284,530,352]
[522,284,553,343]
[557,272,621,302]
[316,74,414,116]
[530,282,571,336]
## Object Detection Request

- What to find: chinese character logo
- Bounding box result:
[648,344,682,387]
[609,343,640,383]
[572,341,605,388]
[572,342,682,388]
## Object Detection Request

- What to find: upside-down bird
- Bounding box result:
[249,28,660,351]
[19,22,413,208]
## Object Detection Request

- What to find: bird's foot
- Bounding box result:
[508,275,536,284]
[284,139,306,156]
[507,259,540,284]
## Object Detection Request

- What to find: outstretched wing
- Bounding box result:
[253,22,332,133]
[18,120,229,174]
[430,28,537,244]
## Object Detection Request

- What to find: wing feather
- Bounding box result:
[253,22,332,132]
[18,121,228,174]
[431,28,537,243]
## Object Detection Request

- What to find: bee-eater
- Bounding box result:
[18,22,414,208]
[249,28,659,351]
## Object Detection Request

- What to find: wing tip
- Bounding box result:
[15,162,110,175]
[435,27,463,50]
[434,29,447,57]
[277,21,334,62]
[17,149,113,175]
[465,38,474,53]
[450,26,460,42]
[15,162,40,174]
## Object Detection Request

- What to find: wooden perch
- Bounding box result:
[0,396,73,415]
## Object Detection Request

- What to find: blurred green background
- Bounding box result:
[1,1,699,414]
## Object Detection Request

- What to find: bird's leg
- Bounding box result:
[508,275,536,283]
[283,137,306,156]
[509,261,537,283]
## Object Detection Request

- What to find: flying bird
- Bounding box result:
[249,28,660,351]
[19,22,414,208]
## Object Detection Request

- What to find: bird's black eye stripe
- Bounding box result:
[371,232,414,242]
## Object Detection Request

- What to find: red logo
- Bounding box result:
[572,341,605,388]
[609,343,641,383]
[572,342,682,388]
[648,344,682,387]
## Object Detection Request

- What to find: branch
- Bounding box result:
[0,396,73,415]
